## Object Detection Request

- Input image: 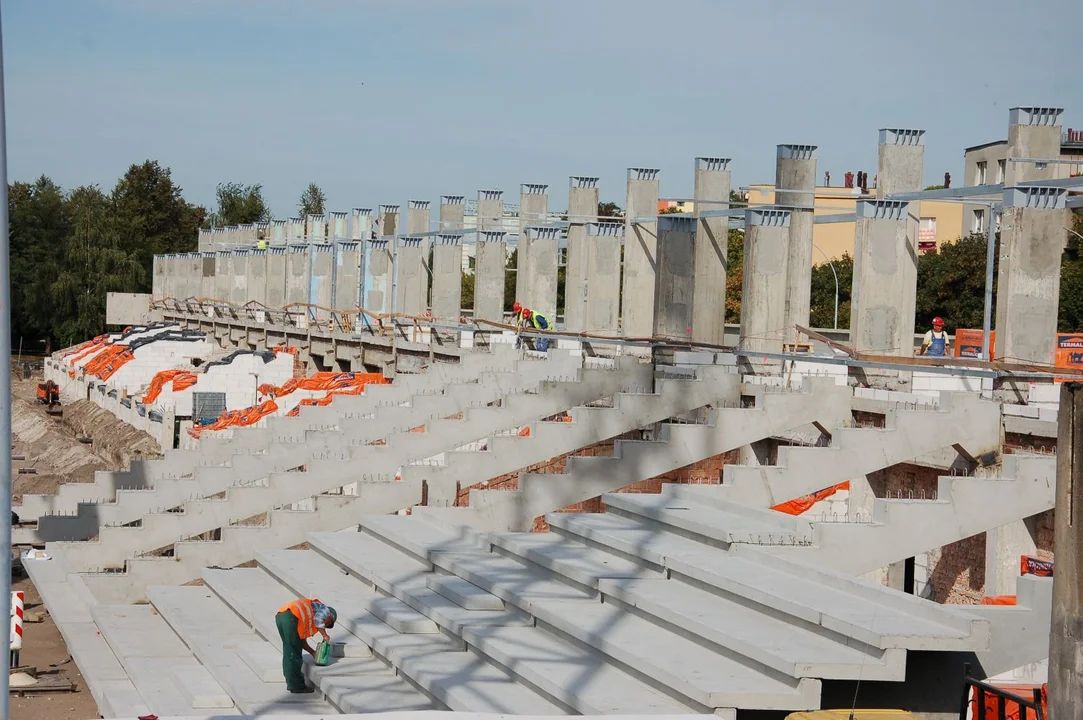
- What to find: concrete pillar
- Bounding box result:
[285,218,301,241]
[850,200,917,355]
[152,256,165,301]
[692,157,732,345]
[583,222,623,333]
[238,223,259,246]
[431,234,464,321]
[1049,382,1082,719]
[877,129,925,197]
[379,205,400,238]
[564,177,600,332]
[621,168,661,338]
[1005,106,1064,187]
[230,250,249,306]
[477,190,503,232]
[200,252,216,301]
[255,221,270,243]
[984,518,1039,597]
[395,237,425,316]
[362,239,392,316]
[776,144,817,341]
[247,249,268,310]
[351,208,372,241]
[185,253,202,300]
[329,211,348,240]
[197,229,212,253]
[265,247,287,309]
[406,200,431,311]
[994,186,1069,364]
[517,184,549,306]
[333,242,362,312]
[740,209,792,355]
[285,244,310,309]
[653,215,697,340]
[523,226,559,320]
[474,231,507,323]
[307,214,326,242]
[270,219,287,244]
[440,196,465,231]
[214,251,230,303]
[209,227,225,252]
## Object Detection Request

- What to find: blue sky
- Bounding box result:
[6,0,1083,216]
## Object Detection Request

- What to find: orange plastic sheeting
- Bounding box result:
[61,334,109,360]
[771,481,851,516]
[142,370,199,404]
[980,595,1017,606]
[969,684,1046,720]
[258,372,388,398]
[189,399,279,439]
[285,383,368,418]
[83,345,135,380]
[272,345,299,356]
[518,416,573,437]
[68,338,111,368]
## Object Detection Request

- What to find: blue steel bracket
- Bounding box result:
[746,208,792,227]
[856,200,909,220]
[776,144,818,161]
[628,168,660,181]
[1009,107,1064,127]
[586,222,624,237]
[696,157,732,171]
[878,129,925,146]
[658,215,697,233]
[570,176,599,189]
[1003,186,1068,210]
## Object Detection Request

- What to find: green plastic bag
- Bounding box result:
[315,641,331,667]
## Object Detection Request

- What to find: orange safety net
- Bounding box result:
[980,595,1017,606]
[969,684,1046,720]
[142,370,199,404]
[771,481,851,515]
[258,372,388,398]
[189,398,279,439]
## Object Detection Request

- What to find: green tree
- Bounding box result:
[1060,210,1083,332]
[809,253,854,329]
[724,229,744,324]
[9,176,70,345]
[298,183,326,217]
[597,202,622,218]
[207,182,272,228]
[461,272,475,311]
[915,233,998,331]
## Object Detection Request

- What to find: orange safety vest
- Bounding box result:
[277,598,319,639]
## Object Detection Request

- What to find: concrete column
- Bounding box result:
[395,237,425,316]
[246,248,268,310]
[230,250,249,306]
[221,226,237,248]
[200,252,216,301]
[850,200,916,355]
[185,253,202,300]
[740,209,791,355]
[197,229,212,253]
[333,242,362,311]
[406,200,432,312]
[307,214,326,242]
[994,187,1069,364]
[692,157,732,345]
[309,244,333,324]
[255,221,270,243]
[286,218,301,241]
[238,223,259,246]
[210,227,226,252]
[431,234,463,321]
[474,231,507,323]
[984,517,1039,597]
[477,190,503,232]
[265,247,287,309]
[351,208,372,241]
[214,252,230,303]
[876,129,925,197]
[152,256,165,301]
[523,226,559,320]
[379,205,400,238]
[270,219,287,244]
[517,184,549,306]
[776,144,817,341]
[1005,106,1064,187]
[564,177,600,332]
[285,244,310,309]
[653,215,697,340]
[583,222,623,333]
[329,211,348,240]
[362,239,392,316]
[1049,382,1082,719]
[621,168,661,338]
[440,196,465,231]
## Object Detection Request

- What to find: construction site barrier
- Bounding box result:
[963,671,1046,720]
[9,590,23,667]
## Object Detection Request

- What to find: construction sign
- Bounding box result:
[1020,555,1053,577]
[1056,333,1083,369]
[954,329,994,360]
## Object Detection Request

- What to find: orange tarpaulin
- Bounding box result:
[771,481,851,515]
[285,383,369,417]
[68,339,111,368]
[61,334,109,359]
[189,398,279,439]
[980,595,1017,605]
[259,372,388,398]
[1021,555,1053,577]
[142,370,199,404]
[82,344,135,380]
[969,683,1046,720]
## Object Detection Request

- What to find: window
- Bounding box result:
[975,161,987,185]
[997,159,1006,183]
[918,218,937,251]
[972,209,986,234]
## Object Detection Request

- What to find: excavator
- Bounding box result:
[36,380,62,416]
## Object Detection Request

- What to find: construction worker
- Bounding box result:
[275,597,337,693]
[256,238,268,250]
[512,301,525,328]
[521,308,551,352]
[919,316,950,357]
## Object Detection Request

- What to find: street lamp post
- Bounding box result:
[813,245,839,330]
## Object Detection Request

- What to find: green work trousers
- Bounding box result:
[275,610,306,691]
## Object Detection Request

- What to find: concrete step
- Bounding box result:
[466,377,853,531]
[967,574,1054,678]
[544,510,988,652]
[766,455,1058,575]
[718,391,1001,508]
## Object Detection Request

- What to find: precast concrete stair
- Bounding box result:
[401,364,742,505]
[751,453,1057,575]
[966,573,1054,678]
[716,391,1001,508]
[19,348,576,528]
[33,350,595,542]
[464,378,854,531]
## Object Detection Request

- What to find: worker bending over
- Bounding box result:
[521,308,551,352]
[276,597,338,693]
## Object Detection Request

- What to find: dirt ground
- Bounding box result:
[10,371,161,720]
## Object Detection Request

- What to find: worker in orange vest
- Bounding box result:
[275,598,338,693]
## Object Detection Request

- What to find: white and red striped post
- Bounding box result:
[9,590,23,668]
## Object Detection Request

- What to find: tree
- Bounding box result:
[208,182,272,228]
[298,183,326,218]
[504,248,518,312]
[809,253,853,329]
[1060,210,1083,332]
[597,202,622,218]
[724,230,744,324]
[9,176,70,345]
[915,233,998,331]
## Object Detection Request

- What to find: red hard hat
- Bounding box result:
[932,316,944,326]
[512,301,521,313]
[522,308,532,319]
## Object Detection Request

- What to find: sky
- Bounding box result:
[6,0,1083,217]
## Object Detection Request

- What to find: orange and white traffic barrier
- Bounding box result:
[9,590,23,666]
